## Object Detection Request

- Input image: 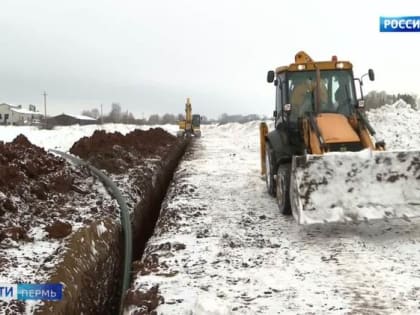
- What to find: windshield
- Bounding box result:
[287,70,356,121]
[192,115,200,127]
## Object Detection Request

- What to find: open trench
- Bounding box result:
[119,138,191,314]
[27,130,191,315]
[130,139,190,260]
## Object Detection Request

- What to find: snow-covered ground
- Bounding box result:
[127,101,420,314]
[1,101,420,314]
[0,123,179,151]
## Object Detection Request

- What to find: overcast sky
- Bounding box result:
[0,0,419,119]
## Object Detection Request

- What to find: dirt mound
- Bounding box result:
[0,134,117,267]
[70,128,179,173]
[1,130,188,314]
[0,135,64,190]
[125,285,163,314]
[0,134,121,314]
[0,134,68,203]
[45,220,73,238]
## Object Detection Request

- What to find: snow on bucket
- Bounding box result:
[290,150,420,225]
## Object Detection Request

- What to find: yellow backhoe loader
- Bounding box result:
[261,51,420,224]
[177,97,201,138]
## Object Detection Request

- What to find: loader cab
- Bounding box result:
[285,69,357,123]
[267,70,287,128]
[192,114,201,128]
[268,67,358,130]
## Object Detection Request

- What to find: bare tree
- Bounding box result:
[121,110,136,124]
[365,90,418,110]
[109,102,122,122]
[81,108,100,119]
[161,113,176,124]
[148,114,160,125]
[177,113,185,121]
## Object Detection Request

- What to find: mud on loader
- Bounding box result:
[261,51,420,225]
[177,97,201,138]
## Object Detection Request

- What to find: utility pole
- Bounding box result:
[43,91,47,127]
[100,104,103,125]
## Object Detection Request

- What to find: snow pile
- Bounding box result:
[292,150,420,224]
[367,100,420,150]
[291,100,420,225]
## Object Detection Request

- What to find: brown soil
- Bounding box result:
[35,219,122,315]
[70,128,178,174]
[0,135,120,314]
[1,128,188,315]
[125,285,163,315]
[45,220,73,238]
[0,135,119,314]
[0,135,118,247]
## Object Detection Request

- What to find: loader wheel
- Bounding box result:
[276,164,291,215]
[265,145,276,197]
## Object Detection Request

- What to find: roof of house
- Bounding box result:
[56,113,97,121]
[10,107,42,115]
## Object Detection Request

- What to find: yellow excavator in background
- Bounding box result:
[261,51,420,224]
[177,97,201,138]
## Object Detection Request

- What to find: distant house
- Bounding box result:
[0,103,42,125]
[46,113,97,126]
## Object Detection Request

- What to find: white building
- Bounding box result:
[0,103,42,125]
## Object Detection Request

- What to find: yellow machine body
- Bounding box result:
[177,98,201,138]
[261,51,420,224]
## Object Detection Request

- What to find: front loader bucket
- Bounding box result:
[290,150,420,225]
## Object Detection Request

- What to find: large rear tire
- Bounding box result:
[265,145,276,197]
[276,164,291,215]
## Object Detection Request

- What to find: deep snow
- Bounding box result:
[292,150,420,224]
